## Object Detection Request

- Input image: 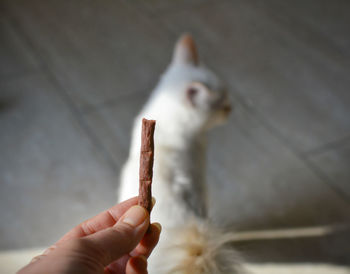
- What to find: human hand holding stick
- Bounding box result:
[18,197,161,274]
[18,118,159,274]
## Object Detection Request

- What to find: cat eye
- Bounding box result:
[186,87,198,107]
[188,87,198,97]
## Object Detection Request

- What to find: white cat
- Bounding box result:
[118,34,242,273]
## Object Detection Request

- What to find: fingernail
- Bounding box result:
[153,222,162,233]
[122,206,148,227]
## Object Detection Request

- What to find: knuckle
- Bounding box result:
[81,220,97,236]
[30,254,46,263]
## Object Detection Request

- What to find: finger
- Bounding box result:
[83,205,150,266]
[42,245,57,255]
[30,254,46,264]
[57,197,139,244]
[130,223,161,258]
[105,255,130,274]
[126,256,148,274]
[27,245,56,265]
[105,222,161,273]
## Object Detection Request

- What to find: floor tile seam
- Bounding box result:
[238,96,350,205]
[4,7,121,176]
[249,1,350,72]
[124,0,218,19]
[79,89,150,115]
[4,1,114,110]
[1,13,44,81]
[0,69,42,85]
[302,135,350,158]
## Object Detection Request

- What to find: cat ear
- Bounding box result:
[172,34,199,66]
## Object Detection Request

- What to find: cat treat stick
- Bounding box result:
[138,118,156,213]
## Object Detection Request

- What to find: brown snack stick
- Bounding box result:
[138,118,156,213]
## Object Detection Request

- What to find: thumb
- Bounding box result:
[82,205,150,266]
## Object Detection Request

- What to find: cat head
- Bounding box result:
[158,34,231,131]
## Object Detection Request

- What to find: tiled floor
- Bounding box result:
[1,0,349,268]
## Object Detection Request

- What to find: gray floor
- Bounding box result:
[1,0,350,266]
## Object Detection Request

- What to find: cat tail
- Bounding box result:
[152,220,246,274]
[151,222,348,274]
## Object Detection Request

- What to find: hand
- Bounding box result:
[18,197,161,274]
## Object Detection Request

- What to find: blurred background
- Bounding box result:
[0,0,349,273]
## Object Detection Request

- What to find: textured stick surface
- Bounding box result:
[138,118,156,213]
